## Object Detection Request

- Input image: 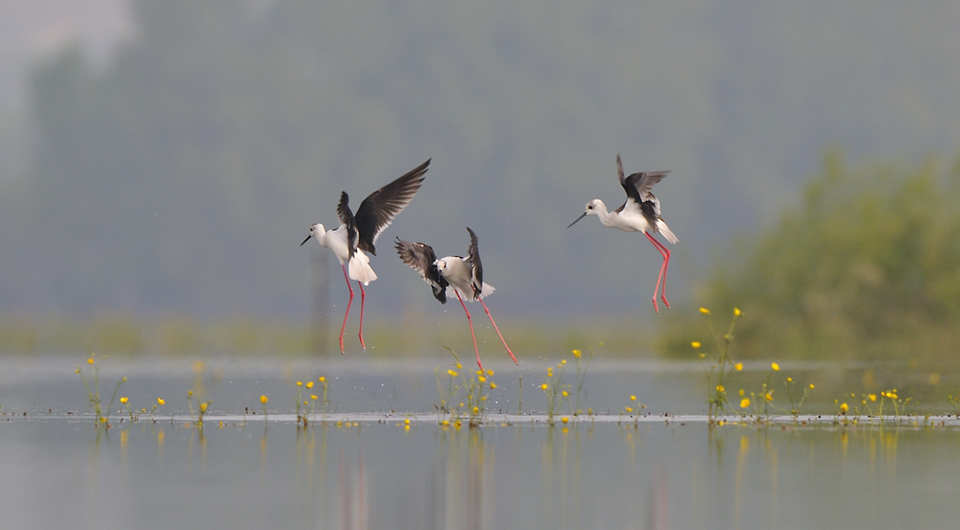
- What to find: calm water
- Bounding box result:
[1,356,959,529]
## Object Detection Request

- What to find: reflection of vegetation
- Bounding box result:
[664,151,960,365]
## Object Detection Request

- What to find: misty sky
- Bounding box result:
[1,0,959,323]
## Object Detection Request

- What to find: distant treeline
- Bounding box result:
[659,151,960,366]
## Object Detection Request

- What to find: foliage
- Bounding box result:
[663,151,960,365]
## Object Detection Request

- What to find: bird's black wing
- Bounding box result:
[355,159,430,255]
[466,227,483,298]
[395,237,448,303]
[623,172,670,219]
[336,191,357,259]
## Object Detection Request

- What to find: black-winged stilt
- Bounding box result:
[395,227,518,371]
[567,154,678,313]
[302,159,430,352]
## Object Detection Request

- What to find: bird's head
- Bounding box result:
[434,258,448,272]
[567,199,603,228]
[300,223,325,246]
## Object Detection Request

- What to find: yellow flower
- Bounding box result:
[786,377,793,382]
[734,363,743,371]
[487,369,494,376]
[560,359,567,365]
[200,402,208,413]
[476,370,483,376]
[318,376,325,382]
[699,307,710,314]
[771,362,780,371]
[455,363,463,370]
[120,397,129,404]
[310,394,318,400]
[478,375,487,383]
[448,369,458,377]
[840,402,849,413]
[630,395,637,401]
[562,391,569,397]
[691,341,701,349]
[306,381,314,389]
[809,383,815,389]
[541,383,549,391]
[733,307,741,317]
[740,398,751,408]
[472,406,479,415]
[87,358,95,365]
[296,381,302,386]
[764,392,773,402]
[572,349,582,358]
[716,385,725,392]
[157,398,165,406]
[625,406,633,413]
[561,417,569,424]
[100,417,107,423]
[260,395,268,404]
[869,394,877,402]
[489,382,497,390]
[404,418,411,425]
[187,390,194,397]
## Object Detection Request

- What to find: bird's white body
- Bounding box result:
[436,257,495,302]
[582,199,678,243]
[567,155,678,313]
[308,223,377,285]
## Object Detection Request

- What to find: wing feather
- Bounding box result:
[355,159,430,255]
[395,237,447,303]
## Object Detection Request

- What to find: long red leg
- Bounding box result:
[338,264,353,353]
[645,232,671,313]
[478,299,518,365]
[455,290,483,372]
[357,281,366,350]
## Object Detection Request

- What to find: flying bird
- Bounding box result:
[396,227,517,371]
[567,154,678,313]
[302,158,430,352]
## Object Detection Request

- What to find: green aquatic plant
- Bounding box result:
[781,376,815,420]
[572,343,599,416]
[187,389,212,426]
[540,360,570,424]
[435,348,494,426]
[76,354,126,426]
[693,306,742,419]
[948,390,960,416]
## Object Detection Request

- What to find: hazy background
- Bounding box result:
[1,1,958,334]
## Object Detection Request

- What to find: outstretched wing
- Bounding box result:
[618,154,670,219]
[395,237,448,303]
[466,227,483,298]
[336,191,357,259]
[355,159,430,255]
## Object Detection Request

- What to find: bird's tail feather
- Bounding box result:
[478,282,495,300]
[657,220,678,244]
[448,282,495,302]
[348,252,378,285]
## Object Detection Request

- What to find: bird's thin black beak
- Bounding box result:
[300,234,312,246]
[567,212,588,229]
